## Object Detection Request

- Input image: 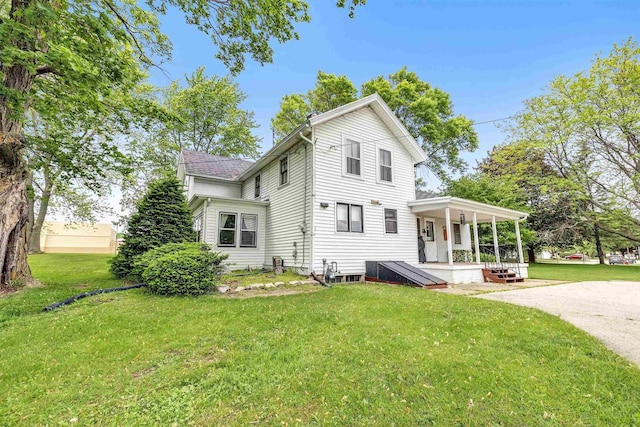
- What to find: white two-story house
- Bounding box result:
[177,94,529,284]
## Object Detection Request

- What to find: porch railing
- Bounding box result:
[477,244,522,276]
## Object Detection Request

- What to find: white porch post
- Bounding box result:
[491,215,501,263]
[473,212,481,264]
[445,207,453,266]
[515,219,524,264]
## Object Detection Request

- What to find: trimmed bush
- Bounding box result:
[131,242,211,282]
[111,177,195,279]
[143,250,228,296]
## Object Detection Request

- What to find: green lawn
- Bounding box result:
[529,262,640,282]
[1,254,639,425]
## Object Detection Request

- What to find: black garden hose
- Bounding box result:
[43,284,146,311]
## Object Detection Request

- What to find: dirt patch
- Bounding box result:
[220,286,323,299]
[73,284,90,290]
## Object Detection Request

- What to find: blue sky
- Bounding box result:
[150,0,640,171]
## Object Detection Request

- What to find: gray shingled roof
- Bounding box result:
[182,150,254,180]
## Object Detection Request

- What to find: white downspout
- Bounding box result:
[299,129,315,274]
[203,198,210,244]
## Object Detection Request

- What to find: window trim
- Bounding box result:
[453,223,462,245]
[239,213,258,248]
[336,202,364,233]
[342,134,364,179]
[279,154,289,187]
[377,147,394,184]
[384,208,398,234]
[193,212,203,242]
[218,212,237,247]
[254,174,261,199]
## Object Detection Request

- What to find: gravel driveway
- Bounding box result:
[476,281,640,367]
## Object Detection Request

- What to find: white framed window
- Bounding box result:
[336,202,363,233]
[254,174,261,199]
[240,214,258,247]
[379,148,393,183]
[344,137,362,177]
[218,212,237,247]
[453,223,462,245]
[384,209,397,234]
[193,212,203,242]
[279,155,289,186]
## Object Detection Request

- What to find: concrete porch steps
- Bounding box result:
[482,268,524,284]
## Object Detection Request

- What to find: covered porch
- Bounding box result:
[407,197,529,284]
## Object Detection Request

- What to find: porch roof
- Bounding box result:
[408,196,528,223]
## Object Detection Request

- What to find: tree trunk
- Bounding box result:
[593,223,605,265]
[1,26,37,284]
[0,133,32,286]
[28,167,53,253]
[527,246,536,264]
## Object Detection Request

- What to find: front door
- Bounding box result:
[417,217,438,262]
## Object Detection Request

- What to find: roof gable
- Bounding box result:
[237,93,428,181]
[308,93,427,163]
[181,150,254,180]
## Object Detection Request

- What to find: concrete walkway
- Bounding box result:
[475,281,640,367]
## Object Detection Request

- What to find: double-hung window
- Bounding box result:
[240,214,258,247]
[379,149,393,182]
[218,213,236,246]
[453,223,462,245]
[384,209,398,234]
[254,174,261,199]
[279,156,289,186]
[336,203,363,233]
[345,139,361,176]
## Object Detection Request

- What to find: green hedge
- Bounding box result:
[131,242,211,282]
[143,250,228,296]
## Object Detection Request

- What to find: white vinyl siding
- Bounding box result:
[313,107,420,274]
[192,177,241,200]
[202,199,267,270]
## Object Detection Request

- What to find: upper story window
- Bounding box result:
[337,203,363,233]
[254,174,261,199]
[218,212,236,247]
[379,149,393,182]
[279,155,289,186]
[453,223,462,245]
[384,208,397,234]
[345,139,362,177]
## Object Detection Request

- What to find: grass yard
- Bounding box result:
[0,254,639,425]
[529,262,640,282]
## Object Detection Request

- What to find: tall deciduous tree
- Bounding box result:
[506,39,640,262]
[271,71,358,141]
[0,0,366,286]
[271,68,478,176]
